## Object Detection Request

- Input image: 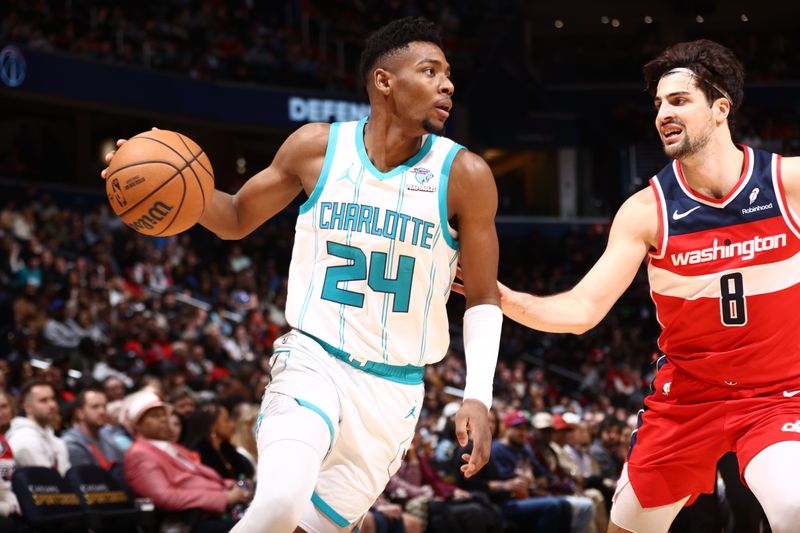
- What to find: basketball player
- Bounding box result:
[457,40,800,532]
[102,17,502,533]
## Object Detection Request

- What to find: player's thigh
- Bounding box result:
[259,331,343,448]
[610,464,689,533]
[743,441,800,531]
[309,369,423,529]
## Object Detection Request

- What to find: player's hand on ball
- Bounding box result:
[455,398,491,478]
[102,128,214,236]
[101,127,158,180]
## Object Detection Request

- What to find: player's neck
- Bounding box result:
[362,115,424,173]
[678,140,744,200]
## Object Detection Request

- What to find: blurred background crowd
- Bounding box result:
[2,0,797,531]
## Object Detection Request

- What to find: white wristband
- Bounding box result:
[462,304,503,409]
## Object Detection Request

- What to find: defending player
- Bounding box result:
[460,40,800,532]
[103,17,502,533]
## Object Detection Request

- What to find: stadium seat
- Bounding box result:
[11,466,86,533]
[64,464,141,533]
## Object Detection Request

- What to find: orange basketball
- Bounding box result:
[105,129,214,236]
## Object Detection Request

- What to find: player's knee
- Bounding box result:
[246,491,307,528]
[259,410,331,460]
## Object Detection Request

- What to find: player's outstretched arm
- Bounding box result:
[101,124,330,240]
[501,187,657,334]
[448,150,501,478]
[198,123,330,239]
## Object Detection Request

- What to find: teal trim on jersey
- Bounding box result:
[381,170,409,361]
[253,412,263,438]
[311,491,350,528]
[445,251,458,297]
[338,164,366,351]
[418,229,441,364]
[298,329,425,385]
[294,398,335,448]
[387,431,416,479]
[439,144,464,250]
[297,203,319,329]
[356,117,435,180]
[299,122,340,215]
[273,349,291,373]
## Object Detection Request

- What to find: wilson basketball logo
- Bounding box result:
[129,201,174,232]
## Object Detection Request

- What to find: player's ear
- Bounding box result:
[374,68,392,95]
[715,97,730,125]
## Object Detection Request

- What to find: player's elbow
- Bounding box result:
[213,228,246,241]
[567,298,603,334]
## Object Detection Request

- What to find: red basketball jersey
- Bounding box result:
[648,146,800,387]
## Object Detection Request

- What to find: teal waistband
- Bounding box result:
[297,330,425,385]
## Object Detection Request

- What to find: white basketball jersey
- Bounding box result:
[285,118,462,367]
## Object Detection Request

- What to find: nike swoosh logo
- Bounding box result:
[672,206,701,220]
[784,390,800,398]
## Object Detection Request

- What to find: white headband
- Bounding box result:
[662,67,734,107]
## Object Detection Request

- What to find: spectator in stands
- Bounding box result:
[0,389,21,523]
[122,390,251,525]
[589,416,625,484]
[168,386,198,420]
[40,299,82,361]
[61,387,124,470]
[103,375,129,402]
[6,379,70,475]
[551,414,608,533]
[456,409,572,532]
[0,389,15,435]
[0,441,21,528]
[180,400,254,481]
[230,402,259,472]
[362,493,424,533]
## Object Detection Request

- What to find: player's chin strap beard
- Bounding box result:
[662,67,734,108]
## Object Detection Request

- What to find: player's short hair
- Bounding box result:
[643,39,744,130]
[359,16,442,86]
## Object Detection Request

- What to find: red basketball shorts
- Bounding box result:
[625,358,800,508]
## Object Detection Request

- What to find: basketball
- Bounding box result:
[105,129,215,236]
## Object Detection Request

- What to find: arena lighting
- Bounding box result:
[236,157,247,175]
[696,15,705,23]
[611,18,621,27]
[644,15,653,24]
[554,19,564,28]
[99,138,115,163]
[740,13,749,22]
[600,15,610,24]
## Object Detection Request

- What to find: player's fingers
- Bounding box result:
[104,150,116,163]
[151,126,159,130]
[454,413,469,447]
[464,417,491,477]
[100,168,108,180]
[451,281,465,296]
[116,138,126,147]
